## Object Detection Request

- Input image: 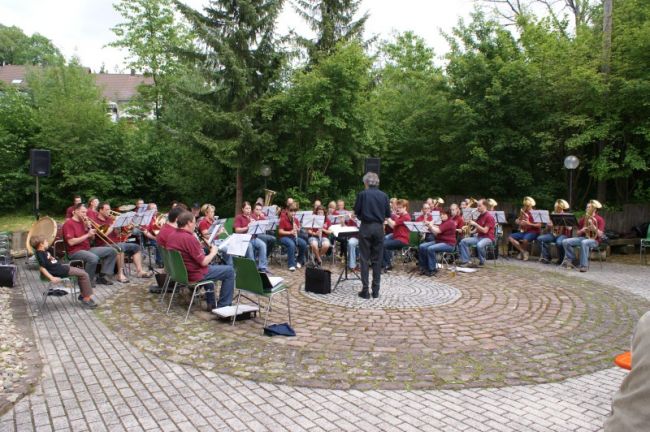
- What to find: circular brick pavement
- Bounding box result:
[301,273,462,309]
[98,263,650,390]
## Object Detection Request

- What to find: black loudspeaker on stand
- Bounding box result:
[29,149,51,221]
[364,157,381,177]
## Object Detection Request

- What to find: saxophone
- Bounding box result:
[584,205,599,240]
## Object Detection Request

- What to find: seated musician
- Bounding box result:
[561,199,605,272]
[87,197,100,220]
[418,208,456,276]
[416,202,435,243]
[333,200,360,270]
[278,204,307,271]
[312,199,322,212]
[538,199,571,265]
[139,202,163,267]
[382,199,411,272]
[458,199,496,267]
[307,206,332,266]
[450,203,465,235]
[508,196,541,261]
[65,195,82,220]
[197,204,229,264]
[167,211,235,310]
[31,235,97,309]
[156,205,187,249]
[234,201,270,273]
[327,201,336,216]
[252,202,276,255]
[384,197,398,239]
[94,202,152,279]
[191,202,201,219]
[62,203,118,286]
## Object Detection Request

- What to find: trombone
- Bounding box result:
[83,217,123,252]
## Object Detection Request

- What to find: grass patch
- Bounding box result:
[0,213,38,233]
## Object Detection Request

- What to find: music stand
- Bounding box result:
[531,210,551,224]
[329,225,360,289]
[488,211,507,224]
[550,213,578,228]
[404,221,429,234]
[302,215,325,230]
[262,206,276,218]
[247,220,269,236]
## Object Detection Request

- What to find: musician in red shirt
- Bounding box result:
[416,202,435,243]
[458,199,496,267]
[538,199,572,265]
[307,206,332,266]
[418,208,457,276]
[252,202,276,253]
[450,203,465,234]
[87,197,99,220]
[382,199,411,271]
[561,199,606,272]
[278,204,307,271]
[166,211,235,310]
[65,195,82,220]
[157,205,187,249]
[508,196,541,261]
[62,203,118,285]
[94,203,152,279]
[234,201,269,273]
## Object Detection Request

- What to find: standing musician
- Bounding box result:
[382,199,411,272]
[166,211,235,310]
[65,195,82,220]
[561,199,605,272]
[307,206,332,267]
[252,202,276,255]
[234,201,270,273]
[93,202,152,279]
[278,204,307,271]
[156,205,187,249]
[458,199,496,267]
[508,196,541,261]
[418,208,456,276]
[62,203,118,286]
[538,199,572,265]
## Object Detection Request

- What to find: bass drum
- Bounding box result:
[25,216,58,255]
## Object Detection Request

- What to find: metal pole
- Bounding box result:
[35,176,40,220]
[569,170,573,209]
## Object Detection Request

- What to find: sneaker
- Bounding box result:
[426,270,438,277]
[296,262,302,269]
[517,252,523,260]
[579,267,588,272]
[540,258,550,264]
[289,266,296,272]
[523,251,529,261]
[80,298,98,309]
[96,275,113,285]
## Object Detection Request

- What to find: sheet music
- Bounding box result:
[329,225,359,237]
[296,211,313,224]
[262,206,276,218]
[302,215,325,229]
[247,220,269,235]
[530,210,551,224]
[489,211,507,224]
[463,208,479,222]
[113,212,136,228]
[207,218,227,245]
[404,221,429,233]
[225,234,252,257]
[266,217,279,231]
[268,276,283,287]
[431,211,442,225]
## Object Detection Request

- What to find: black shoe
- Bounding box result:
[96,275,113,285]
[371,291,379,299]
[426,270,438,277]
[358,291,370,299]
[149,286,163,294]
[79,298,98,309]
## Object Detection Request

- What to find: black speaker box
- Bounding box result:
[0,265,16,288]
[305,266,331,294]
[30,149,51,177]
[364,157,380,177]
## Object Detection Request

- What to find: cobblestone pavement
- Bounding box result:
[0,258,648,431]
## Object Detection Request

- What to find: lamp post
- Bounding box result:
[260,164,271,189]
[564,155,580,208]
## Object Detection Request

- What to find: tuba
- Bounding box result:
[584,199,602,240]
[264,189,277,207]
[461,198,479,238]
[519,196,536,233]
[432,197,445,209]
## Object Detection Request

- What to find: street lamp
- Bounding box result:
[260,164,271,189]
[564,155,580,208]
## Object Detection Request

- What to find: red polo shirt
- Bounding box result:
[234,214,252,231]
[436,219,457,246]
[453,215,465,230]
[166,228,208,282]
[65,206,75,219]
[93,214,119,246]
[392,213,411,244]
[476,211,496,241]
[156,223,175,249]
[578,214,605,244]
[416,214,433,223]
[278,212,300,238]
[198,217,213,234]
[522,210,541,234]
[62,218,90,255]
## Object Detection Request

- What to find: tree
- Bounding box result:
[0,24,62,65]
[174,0,286,213]
[108,0,193,119]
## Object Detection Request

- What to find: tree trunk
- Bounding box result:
[598,0,613,203]
[235,168,243,215]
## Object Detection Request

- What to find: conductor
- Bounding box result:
[353,172,391,299]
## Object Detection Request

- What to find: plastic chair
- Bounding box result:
[34,252,79,307]
[232,257,291,330]
[165,250,214,323]
[158,248,173,304]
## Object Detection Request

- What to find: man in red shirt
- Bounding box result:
[278,204,307,271]
[65,195,82,220]
[508,196,541,261]
[62,203,118,285]
[166,211,235,310]
[157,205,187,249]
[418,208,456,276]
[382,199,411,271]
[458,199,496,267]
[561,199,606,272]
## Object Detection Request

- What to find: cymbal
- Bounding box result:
[117,204,136,212]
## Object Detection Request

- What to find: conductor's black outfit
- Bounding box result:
[353,186,391,297]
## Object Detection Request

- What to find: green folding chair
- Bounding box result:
[34,252,79,307]
[158,248,174,304]
[165,250,214,323]
[232,257,291,330]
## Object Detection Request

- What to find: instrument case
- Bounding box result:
[305,266,331,294]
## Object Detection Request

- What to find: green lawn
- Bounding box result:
[0,213,41,233]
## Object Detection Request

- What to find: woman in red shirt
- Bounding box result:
[418,208,457,276]
[382,199,411,271]
[278,204,307,271]
[307,206,332,266]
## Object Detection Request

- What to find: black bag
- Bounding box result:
[0,264,16,288]
[305,266,331,294]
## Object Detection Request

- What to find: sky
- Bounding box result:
[0,0,478,73]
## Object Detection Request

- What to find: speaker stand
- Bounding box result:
[34,176,40,221]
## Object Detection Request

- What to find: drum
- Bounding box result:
[25,216,58,255]
[117,204,136,212]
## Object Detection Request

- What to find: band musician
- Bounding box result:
[458,199,496,267]
[234,201,270,273]
[538,199,571,265]
[418,208,456,276]
[561,200,605,272]
[382,199,411,272]
[508,196,540,261]
[278,204,307,271]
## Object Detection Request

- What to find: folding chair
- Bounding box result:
[165,250,214,323]
[34,253,79,307]
[232,257,291,330]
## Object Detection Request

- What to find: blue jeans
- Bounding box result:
[459,237,493,264]
[348,237,359,268]
[562,237,598,268]
[280,236,307,268]
[509,232,539,242]
[203,264,235,308]
[418,242,454,272]
[538,234,567,261]
[257,234,276,257]
[246,237,268,271]
[383,238,407,268]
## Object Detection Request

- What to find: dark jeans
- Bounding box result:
[359,223,385,295]
[382,238,408,268]
[203,264,235,308]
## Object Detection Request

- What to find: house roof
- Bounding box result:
[0,65,153,103]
